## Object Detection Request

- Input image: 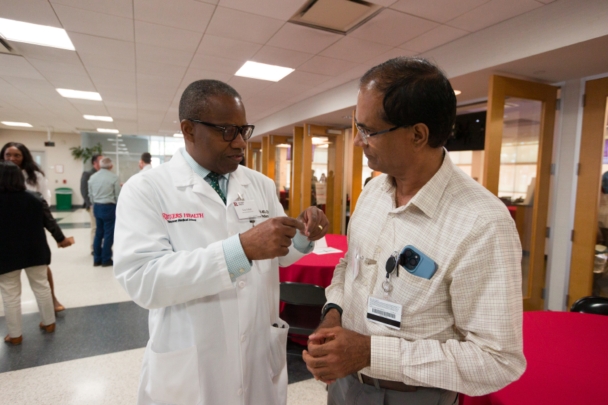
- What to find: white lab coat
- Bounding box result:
[114,150,307,405]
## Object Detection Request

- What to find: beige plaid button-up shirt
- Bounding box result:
[326,153,526,396]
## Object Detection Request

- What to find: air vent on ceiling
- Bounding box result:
[0,37,13,54]
[290,0,383,34]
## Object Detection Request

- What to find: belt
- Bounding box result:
[356,373,418,392]
[94,202,116,205]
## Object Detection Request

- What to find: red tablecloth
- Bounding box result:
[461,311,608,405]
[279,234,348,287]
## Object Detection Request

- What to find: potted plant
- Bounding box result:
[70,143,103,163]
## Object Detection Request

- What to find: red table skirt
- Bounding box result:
[279,234,348,287]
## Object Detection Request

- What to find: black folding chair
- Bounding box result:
[570,296,608,316]
[280,282,327,336]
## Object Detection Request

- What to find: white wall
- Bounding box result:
[0,129,83,206]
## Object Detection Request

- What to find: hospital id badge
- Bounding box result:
[366,297,402,330]
[233,200,260,220]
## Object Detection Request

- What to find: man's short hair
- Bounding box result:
[360,57,457,148]
[100,157,113,169]
[178,80,241,121]
[91,154,102,165]
[141,152,151,164]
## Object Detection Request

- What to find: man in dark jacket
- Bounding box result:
[80,154,103,254]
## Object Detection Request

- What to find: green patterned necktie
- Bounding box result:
[207,172,226,204]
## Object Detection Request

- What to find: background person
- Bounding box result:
[80,154,103,255]
[0,161,57,346]
[139,152,152,172]
[88,157,120,267]
[114,79,329,405]
[1,142,65,313]
[303,57,525,404]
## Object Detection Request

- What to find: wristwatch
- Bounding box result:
[321,303,343,321]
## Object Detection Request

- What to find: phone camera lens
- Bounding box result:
[404,249,412,257]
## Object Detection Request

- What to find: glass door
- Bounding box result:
[569,77,608,306]
[272,135,292,214]
[484,75,558,311]
[246,141,262,172]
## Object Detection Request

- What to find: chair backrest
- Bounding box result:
[570,296,608,315]
[280,282,326,306]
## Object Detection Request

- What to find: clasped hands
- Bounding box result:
[302,310,371,384]
[240,206,328,261]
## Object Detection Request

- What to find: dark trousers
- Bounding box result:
[93,203,116,264]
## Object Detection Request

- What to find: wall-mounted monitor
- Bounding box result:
[445,111,486,151]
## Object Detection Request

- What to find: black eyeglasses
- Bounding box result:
[355,121,409,145]
[188,119,255,142]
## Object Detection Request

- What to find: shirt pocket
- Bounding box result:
[392,266,438,316]
[145,341,201,405]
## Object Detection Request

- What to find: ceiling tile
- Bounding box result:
[70,33,135,72]
[53,4,134,42]
[0,0,63,27]
[390,0,490,24]
[44,72,97,91]
[26,58,89,77]
[227,76,273,100]
[319,37,392,63]
[0,55,45,80]
[197,35,262,61]
[267,23,342,54]
[136,43,195,68]
[349,9,438,47]
[134,0,215,32]
[205,6,284,45]
[87,67,136,87]
[400,25,469,53]
[189,53,244,74]
[368,0,399,6]
[447,0,543,32]
[217,0,303,21]
[251,46,313,68]
[69,101,109,115]
[50,0,133,18]
[12,43,81,65]
[135,21,203,53]
[297,56,356,76]
[364,48,418,68]
[137,60,188,78]
[278,70,331,88]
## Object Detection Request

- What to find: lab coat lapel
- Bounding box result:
[168,150,226,207]
[226,166,251,205]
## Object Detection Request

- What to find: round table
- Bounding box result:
[279,234,348,287]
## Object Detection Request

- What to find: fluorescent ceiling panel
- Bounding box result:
[0,18,75,50]
[1,121,32,127]
[235,61,294,82]
[84,114,113,122]
[97,128,119,133]
[57,88,102,101]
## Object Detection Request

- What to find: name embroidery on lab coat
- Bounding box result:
[259,209,269,218]
[162,212,204,223]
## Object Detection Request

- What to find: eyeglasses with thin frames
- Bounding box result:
[355,121,408,145]
[188,119,255,142]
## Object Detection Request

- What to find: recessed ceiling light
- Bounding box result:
[173,133,184,138]
[84,115,113,122]
[97,128,119,133]
[454,90,462,95]
[57,88,102,101]
[235,61,294,82]
[1,121,32,127]
[0,18,75,50]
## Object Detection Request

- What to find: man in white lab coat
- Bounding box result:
[114,80,329,405]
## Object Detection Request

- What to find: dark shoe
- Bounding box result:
[4,334,23,345]
[39,322,56,333]
[94,262,101,267]
[101,260,113,267]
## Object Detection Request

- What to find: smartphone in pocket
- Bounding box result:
[399,245,437,280]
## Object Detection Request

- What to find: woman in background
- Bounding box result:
[1,142,65,312]
[0,161,56,345]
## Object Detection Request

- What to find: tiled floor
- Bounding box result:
[0,209,326,404]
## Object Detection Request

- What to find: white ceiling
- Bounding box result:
[0,0,602,138]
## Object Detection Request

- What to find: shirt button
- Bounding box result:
[239,268,245,273]
[375,247,381,254]
[237,388,243,396]
[238,280,246,288]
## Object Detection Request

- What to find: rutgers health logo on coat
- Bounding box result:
[162,212,204,223]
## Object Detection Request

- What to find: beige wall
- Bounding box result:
[0,129,83,206]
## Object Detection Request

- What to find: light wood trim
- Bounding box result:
[484,75,558,311]
[246,141,261,170]
[326,131,345,234]
[302,124,313,209]
[291,127,304,218]
[260,136,271,178]
[568,77,608,308]
[351,111,363,213]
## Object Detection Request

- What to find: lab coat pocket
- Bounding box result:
[268,321,289,379]
[146,342,201,405]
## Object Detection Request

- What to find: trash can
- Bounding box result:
[55,187,73,211]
